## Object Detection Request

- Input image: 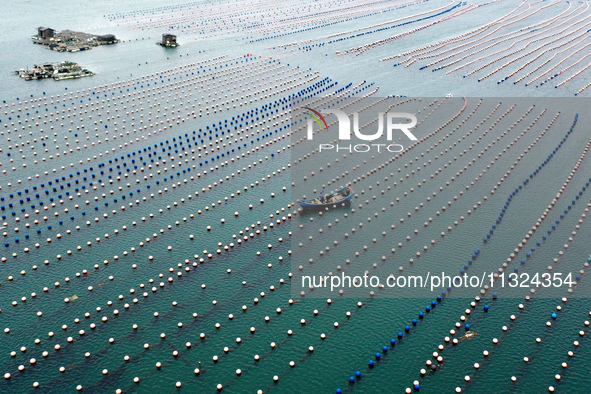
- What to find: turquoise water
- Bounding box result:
[1,0,591,393]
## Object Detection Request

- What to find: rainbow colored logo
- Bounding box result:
[304,107,328,132]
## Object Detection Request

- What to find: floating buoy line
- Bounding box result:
[1,1,590,390]
[1,45,428,390]
[3,91,588,387]
[401,119,590,393]
[104,0,434,42]
[285,103,584,393]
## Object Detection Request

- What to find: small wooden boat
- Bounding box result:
[299,187,353,209]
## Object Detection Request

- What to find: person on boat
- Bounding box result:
[320,189,325,204]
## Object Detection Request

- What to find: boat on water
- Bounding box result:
[299,187,353,209]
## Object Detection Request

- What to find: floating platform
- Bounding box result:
[158,33,179,47]
[32,27,119,52]
[15,61,94,81]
